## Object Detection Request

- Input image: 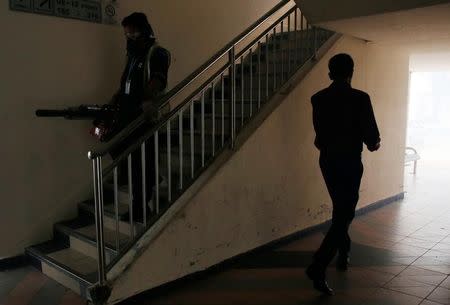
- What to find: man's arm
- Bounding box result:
[143,47,170,103]
[362,94,381,152]
[311,96,321,150]
[142,47,170,122]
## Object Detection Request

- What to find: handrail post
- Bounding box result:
[229,46,237,149]
[313,26,318,61]
[92,156,106,285]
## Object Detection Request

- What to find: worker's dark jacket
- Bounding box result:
[117,42,170,119]
[110,41,170,156]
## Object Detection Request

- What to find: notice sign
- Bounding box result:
[10,0,119,25]
[55,0,102,23]
[34,0,53,15]
[10,0,33,12]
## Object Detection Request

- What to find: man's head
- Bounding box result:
[122,12,154,41]
[328,53,354,83]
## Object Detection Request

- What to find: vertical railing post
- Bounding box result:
[201,91,205,166]
[212,82,216,156]
[179,110,183,190]
[167,121,172,203]
[92,156,106,285]
[229,46,236,149]
[141,142,147,227]
[127,155,134,239]
[313,26,318,60]
[113,167,120,252]
[154,131,160,214]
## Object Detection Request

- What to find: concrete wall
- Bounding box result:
[411,52,450,72]
[0,0,281,258]
[109,36,410,304]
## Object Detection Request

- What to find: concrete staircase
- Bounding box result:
[25,26,335,302]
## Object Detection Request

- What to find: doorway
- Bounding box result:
[405,56,450,196]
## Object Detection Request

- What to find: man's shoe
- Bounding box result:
[306,265,334,296]
[336,255,349,271]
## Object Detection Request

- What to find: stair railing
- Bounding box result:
[87,0,332,286]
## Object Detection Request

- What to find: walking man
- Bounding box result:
[306,53,381,295]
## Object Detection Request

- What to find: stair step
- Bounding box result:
[47,249,98,279]
[55,220,130,252]
[26,242,95,300]
[103,184,134,205]
[265,29,331,45]
[77,224,130,249]
[78,201,144,236]
[159,133,227,154]
[79,199,128,218]
[48,215,117,264]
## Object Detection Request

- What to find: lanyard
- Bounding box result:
[125,57,139,95]
[126,57,139,83]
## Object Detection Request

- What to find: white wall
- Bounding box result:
[411,52,450,72]
[0,0,282,258]
[109,36,410,304]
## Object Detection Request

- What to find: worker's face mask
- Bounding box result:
[124,25,154,56]
[125,26,142,55]
[125,31,142,41]
[124,25,142,41]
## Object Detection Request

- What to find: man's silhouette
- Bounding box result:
[306,54,381,295]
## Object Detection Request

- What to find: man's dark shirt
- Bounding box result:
[114,45,170,125]
[311,81,380,156]
[119,46,170,107]
[104,44,169,148]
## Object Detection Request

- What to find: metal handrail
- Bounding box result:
[98,62,231,177]
[96,4,300,172]
[88,0,292,159]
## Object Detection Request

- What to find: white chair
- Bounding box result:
[405,147,420,174]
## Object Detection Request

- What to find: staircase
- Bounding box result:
[26,2,337,304]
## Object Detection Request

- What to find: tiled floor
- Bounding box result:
[0,267,85,305]
[1,159,449,305]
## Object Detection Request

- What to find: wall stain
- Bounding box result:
[196,248,206,256]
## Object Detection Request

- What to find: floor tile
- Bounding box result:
[394,275,447,286]
[441,277,450,290]
[366,266,408,276]
[432,244,450,251]
[420,300,444,305]
[400,266,447,277]
[362,288,423,305]
[413,257,450,267]
[427,287,450,304]
[417,265,450,276]
[2,272,48,305]
[388,285,435,298]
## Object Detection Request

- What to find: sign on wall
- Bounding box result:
[10,0,119,25]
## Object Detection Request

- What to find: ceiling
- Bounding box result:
[296,0,450,44]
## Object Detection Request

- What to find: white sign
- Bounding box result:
[10,0,119,25]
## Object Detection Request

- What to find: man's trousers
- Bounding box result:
[313,153,364,268]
